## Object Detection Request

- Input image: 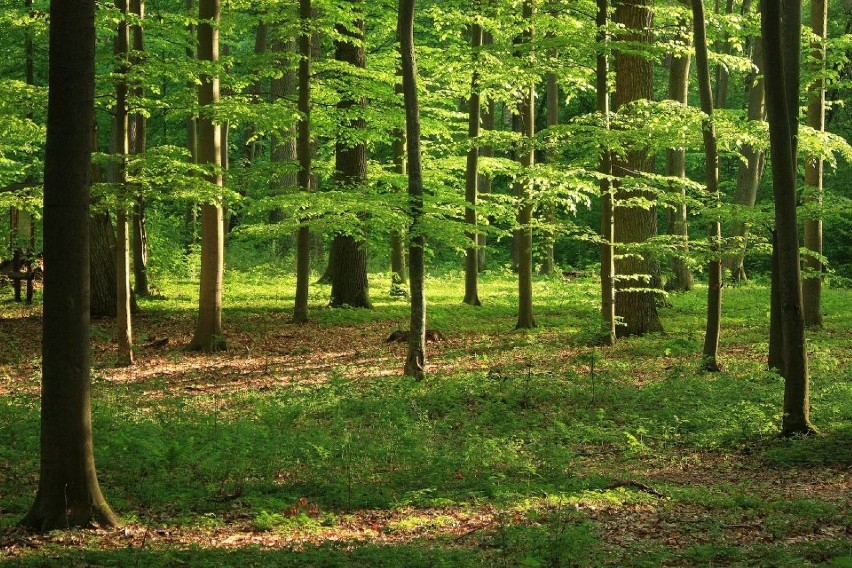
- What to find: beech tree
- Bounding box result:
[463,20,483,307]
[189,0,226,351]
[760,0,814,436]
[803,0,827,327]
[515,0,536,330]
[399,0,425,380]
[692,0,723,372]
[612,0,663,337]
[598,0,616,346]
[328,0,371,309]
[22,0,118,530]
[293,0,312,323]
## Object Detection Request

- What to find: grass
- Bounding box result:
[0,270,850,566]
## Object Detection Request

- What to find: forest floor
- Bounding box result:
[0,271,850,567]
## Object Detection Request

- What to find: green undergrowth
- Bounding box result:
[1,273,850,566]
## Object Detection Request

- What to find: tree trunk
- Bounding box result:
[294,0,312,323]
[760,0,814,436]
[329,2,370,309]
[726,36,766,281]
[665,3,693,292]
[802,0,826,327]
[515,0,536,330]
[189,0,225,352]
[22,0,118,530]
[540,52,558,277]
[692,0,723,372]
[598,0,616,346]
[613,0,663,337]
[391,82,408,293]
[463,22,482,306]
[113,0,133,366]
[478,87,494,273]
[129,0,149,298]
[399,0,425,380]
[184,0,198,250]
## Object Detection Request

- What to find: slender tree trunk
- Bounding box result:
[22,0,118,531]
[293,0,312,323]
[399,0,426,380]
[598,0,616,346]
[515,0,536,330]
[478,89,494,273]
[760,0,813,436]
[463,22,482,306]
[129,0,149,298]
[189,0,225,351]
[665,3,693,292]
[329,2,370,309]
[90,124,119,319]
[113,0,133,366]
[269,38,297,227]
[391,82,408,293]
[613,0,663,337]
[184,0,198,250]
[693,0,723,372]
[803,0,826,327]
[726,37,766,281]
[540,50,558,276]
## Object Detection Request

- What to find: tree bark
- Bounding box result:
[189,0,225,352]
[293,0,312,323]
[802,0,826,327]
[613,0,663,337]
[329,2,370,309]
[391,82,408,293]
[399,0,426,380]
[113,0,133,366]
[463,22,482,306]
[478,88,494,273]
[692,0,723,372]
[665,2,694,292]
[726,36,766,281]
[129,0,149,298]
[540,48,558,277]
[515,0,536,330]
[598,0,616,346]
[22,0,118,530]
[760,0,813,436]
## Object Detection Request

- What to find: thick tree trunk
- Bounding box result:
[761,0,813,436]
[463,23,482,306]
[399,0,426,380]
[665,4,693,292]
[598,0,616,346]
[189,0,225,352]
[613,0,663,337]
[294,0,312,323]
[803,0,826,327]
[515,0,536,330]
[726,37,766,281]
[693,0,723,372]
[329,3,370,309]
[22,0,118,531]
[113,0,133,366]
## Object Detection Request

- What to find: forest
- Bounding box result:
[0,0,851,565]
